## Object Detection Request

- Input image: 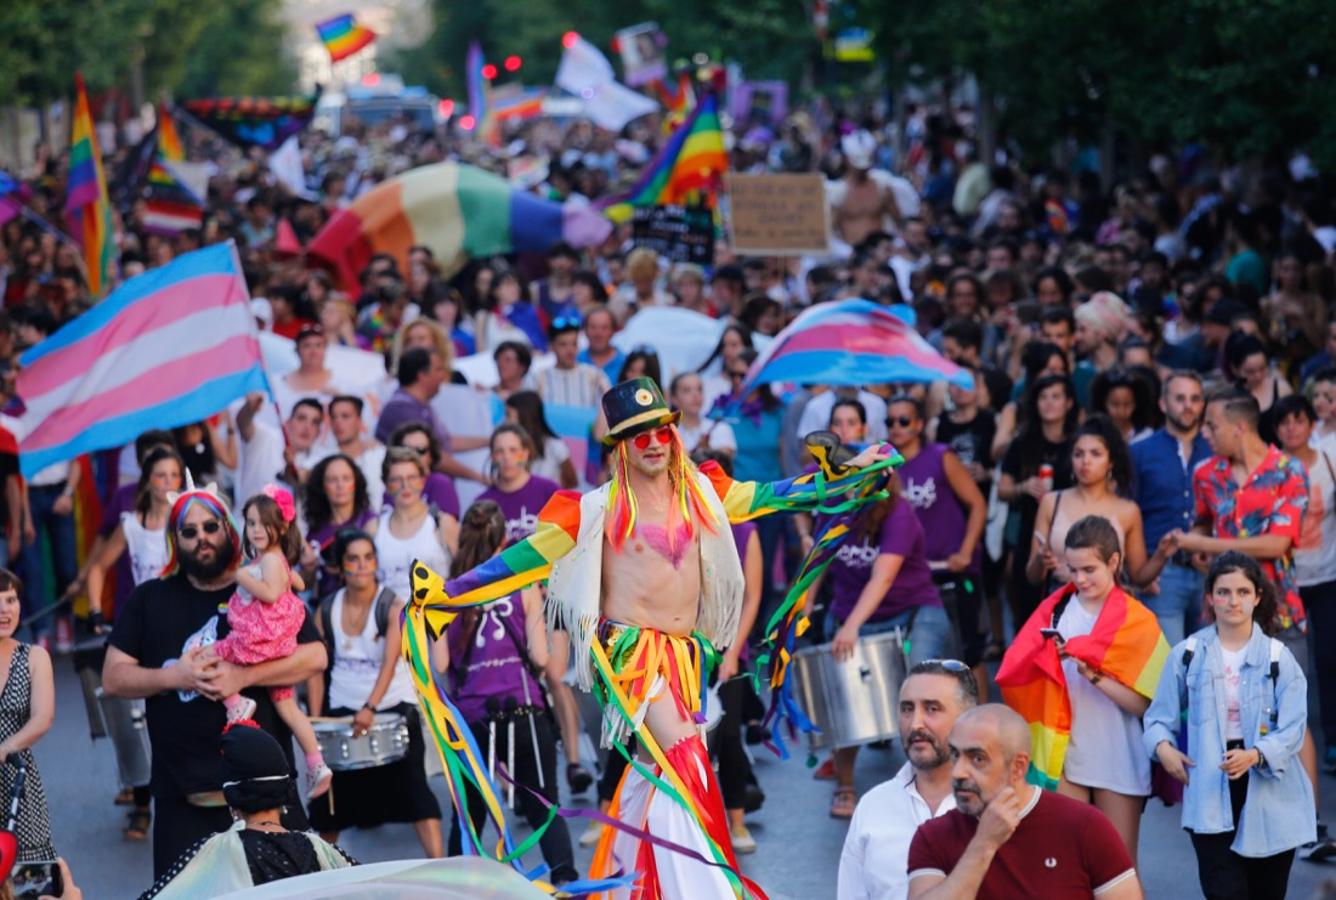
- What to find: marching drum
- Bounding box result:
[313,713,412,770]
[790,630,908,750]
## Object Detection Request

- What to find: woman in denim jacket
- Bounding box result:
[1144,552,1314,900]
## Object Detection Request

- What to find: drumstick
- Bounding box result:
[488,721,496,785]
[528,714,545,791]
[507,720,516,809]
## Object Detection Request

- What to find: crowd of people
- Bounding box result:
[0,88,1335,897]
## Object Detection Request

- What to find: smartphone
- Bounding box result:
[12,860,62,899]
[1039,627,1064,641]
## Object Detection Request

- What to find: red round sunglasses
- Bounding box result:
[632,425,674,450]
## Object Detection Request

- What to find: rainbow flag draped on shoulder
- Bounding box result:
[598,93,727,224]
[66,73,116,297]
[996,583,1170,790]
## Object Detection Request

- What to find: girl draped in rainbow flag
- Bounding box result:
[401,376,897,897]
[997,514,1169,867]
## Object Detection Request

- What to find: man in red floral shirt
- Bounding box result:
[1164,388,1308,630]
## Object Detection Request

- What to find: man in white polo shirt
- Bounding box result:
[838,659,978,899]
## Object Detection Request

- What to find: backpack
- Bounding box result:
[318,587,396,668]
[1179,634,1283,735]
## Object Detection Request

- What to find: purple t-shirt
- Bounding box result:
[100,484,138,617]
[375,388,451,449]
[730,521,758,661]
[825,499,940,623]
[308,507,379,598]
[476,475,560,542]
[897,442,979,573]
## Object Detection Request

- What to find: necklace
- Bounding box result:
[341,595,374,651]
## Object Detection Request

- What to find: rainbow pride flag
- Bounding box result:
[66,73,116,297]
[996,583,1169,790]
[143,105,206,235]
[307,161,611,290]
[315,13,376,63]
[598,93,727,224]
[181,93,318,151]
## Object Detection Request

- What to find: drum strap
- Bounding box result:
[320,588,396,666]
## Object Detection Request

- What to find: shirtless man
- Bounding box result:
[831,130,903,249]
[405,377,893,898]
[282,325,337,398]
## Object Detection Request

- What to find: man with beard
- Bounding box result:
[103,478,327,879]
[907,705,1142,900]
[1130,371,1211,645]
[838,660,979,900]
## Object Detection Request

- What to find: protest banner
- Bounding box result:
[630,205,714,265]
[726,172,830,255]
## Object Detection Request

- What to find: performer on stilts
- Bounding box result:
[403,377,897,898]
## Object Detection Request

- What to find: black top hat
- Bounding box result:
[601,377,680,446]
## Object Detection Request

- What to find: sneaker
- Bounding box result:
[1301,838,1336,862]
[305,762,333,799]
[55,618,74,654]
[579,818,604,848]
[226,696,257,723]
[812,757,836,780]
[731,823,757,854]
[567,763,594,795]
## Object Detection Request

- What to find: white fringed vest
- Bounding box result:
[546,469,745,695]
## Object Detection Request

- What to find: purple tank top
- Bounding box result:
[896,442,977,571]
[447,591,545,723]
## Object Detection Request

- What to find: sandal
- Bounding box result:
[830,787,857,819]
[124,809,151,841]
[114,787,134,806]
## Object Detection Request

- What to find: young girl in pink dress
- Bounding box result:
[210,484,332,798]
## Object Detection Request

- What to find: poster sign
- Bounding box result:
[631,205,714,265]
[726,173,830,255]
[614,22,668,87]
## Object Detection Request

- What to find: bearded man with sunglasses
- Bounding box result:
[103,478,327,879]
[408,377,895,897]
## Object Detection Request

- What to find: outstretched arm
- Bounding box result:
[411,490,583,635]
[701,443,898,524]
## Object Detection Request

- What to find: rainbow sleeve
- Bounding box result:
[411,490,581,640]
[699,452,901,524]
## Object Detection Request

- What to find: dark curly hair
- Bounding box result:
[303,454,371,537]
[1205,551,1280,637]
[1070,414,1133,495]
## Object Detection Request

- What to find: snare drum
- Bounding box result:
[790,630,907,750]
[313,713,411,771]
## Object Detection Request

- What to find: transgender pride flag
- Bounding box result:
[734,298,974,398]
[14,241,268,477]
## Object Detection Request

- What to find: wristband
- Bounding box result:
[1087,670,1102,685]
[1254,748,1266,769]
[361,702,375,713]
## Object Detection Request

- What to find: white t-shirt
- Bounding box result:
[1295,445,1336,586]
[798,390,889,443]
[678,419,737,456]
[235,421,319,512]
[530,436,572,485]
[1221,644,1247,741]
[1058,599,1151,796]
[837,762,956,900]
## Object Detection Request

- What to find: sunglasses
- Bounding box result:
[728,370,748,381]
[178,520,223,540]
[552,315,582,331]
[921,658,970,671]
[888,416,916,428]
[632,425,674,450]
